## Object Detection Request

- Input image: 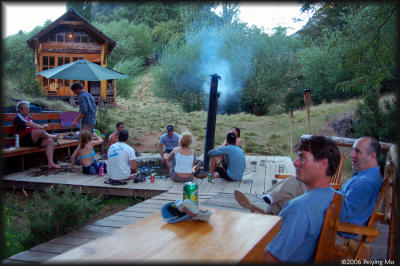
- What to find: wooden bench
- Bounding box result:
[2,112,80,170]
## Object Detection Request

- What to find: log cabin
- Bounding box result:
[27,8,117,105]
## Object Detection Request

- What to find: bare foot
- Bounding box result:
[48,164,61,169]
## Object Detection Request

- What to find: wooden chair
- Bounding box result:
[330,152,346,190]
[315,176,390,263]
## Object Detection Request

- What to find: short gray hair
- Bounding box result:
[16,101,29,112]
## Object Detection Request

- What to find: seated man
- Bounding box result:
[108,122,126,147]
[264,135,341,263]
[208,132,246,181]
[159,125,180,170]
[13,101,60,169]
[106,129,138,185]
[236,136,383,240]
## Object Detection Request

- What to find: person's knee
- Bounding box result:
[42,138,54,147]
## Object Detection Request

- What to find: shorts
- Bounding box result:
[20,132,43,147]
[170,172,194,182]
[80,124,94,133]
[215,160,234,181]
[164,149,173,154]
[82,161,107,175]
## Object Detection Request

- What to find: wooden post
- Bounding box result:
[386,144,398,259]
[304,88,312,134]
[289,108,294,157]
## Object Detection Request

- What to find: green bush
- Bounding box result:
[2,206,26,260]
[95,105,114,138]
[21,186,101,247]
[354,89,398,143]
[113,57,145,98]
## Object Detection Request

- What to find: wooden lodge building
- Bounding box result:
[27,8,117,105]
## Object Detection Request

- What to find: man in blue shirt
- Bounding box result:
[208,132,245,181]
[159,125,180,170]
[71,82,97,133]
[264,135,341,263]
[338,137,382,238]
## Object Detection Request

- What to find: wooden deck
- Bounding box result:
[2,154,296,198]
[2,154,389,263]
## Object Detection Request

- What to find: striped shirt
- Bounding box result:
[78,90,96,126]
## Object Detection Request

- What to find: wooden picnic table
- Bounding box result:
[46,207,282,263]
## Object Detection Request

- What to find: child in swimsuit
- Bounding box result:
[70,130,107,175]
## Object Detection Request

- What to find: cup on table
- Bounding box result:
[278,164,285,174]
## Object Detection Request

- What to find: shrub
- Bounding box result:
[113,57,145,98]
[95,105,114,138]
[2,206,25,260]
[21,186,101,247]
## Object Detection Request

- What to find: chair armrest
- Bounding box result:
[374,212,385,222]
[330,183,342,190]
[336,223,380,237]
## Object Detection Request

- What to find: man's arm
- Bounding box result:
[264,250,281,263]
[159,143,164,157]
[73,113,84,127]
[130,160,137,173]
[25,120,48,129]
[208,146,228,157]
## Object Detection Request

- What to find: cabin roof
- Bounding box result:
[26,8,116,52]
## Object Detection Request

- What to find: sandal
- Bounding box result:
[110,179,127,185]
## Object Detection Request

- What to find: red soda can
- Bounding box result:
[151,173,155,183]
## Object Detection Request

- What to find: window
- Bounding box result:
[57,57,72,86]
[57,33,65,42]
[42,56,55,87]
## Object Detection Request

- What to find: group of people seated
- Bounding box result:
[12,100,246,185]
[158,125,246,182]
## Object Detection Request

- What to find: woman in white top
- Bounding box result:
[167,132,196,182]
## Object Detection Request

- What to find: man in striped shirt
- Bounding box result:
[71,82,97,133]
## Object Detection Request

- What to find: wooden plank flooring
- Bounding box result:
[2,154,388,263]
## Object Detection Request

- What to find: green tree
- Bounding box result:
[95,19,153,67]
[3,29,43,96]
[66,1,92,22]
[242,27,300,115]
[151,19,185,54]
[153,39,206,112]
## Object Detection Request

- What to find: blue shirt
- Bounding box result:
[338,166,382,238]
[267,187,336,263]
[208,145,245,181]
[78,90,97,126]
[159,133,180,151]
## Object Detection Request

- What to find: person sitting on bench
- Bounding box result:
[70,130,106,175]
[13,101,60,169]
